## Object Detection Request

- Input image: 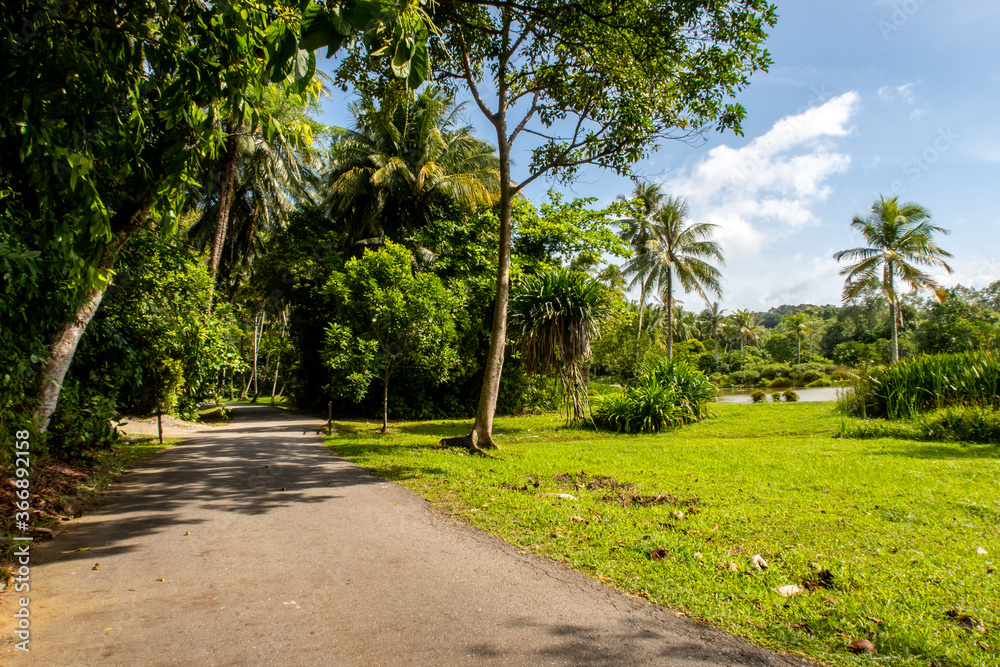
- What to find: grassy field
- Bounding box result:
[325,402,998,667]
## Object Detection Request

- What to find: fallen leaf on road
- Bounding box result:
[155,578,165,582]
[61,547,90,554]
[103,628,113,632]
[92,564,100,571]
[184,532,191,536]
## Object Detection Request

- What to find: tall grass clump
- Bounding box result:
[845,351,1000,420]
[593,358,715,433]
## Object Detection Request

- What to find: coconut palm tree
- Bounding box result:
[617,182,666,356]
[700,302,727,363]
[730,309,759,351]
[324,86,499,249]
[508,268,614,423]
[834,196,953,362]
[622,196,724,359]
[784,313,810,364]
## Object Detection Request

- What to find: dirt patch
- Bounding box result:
[553,470,633,491]
[603,492,700,508]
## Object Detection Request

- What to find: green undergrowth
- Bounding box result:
[325,403,999,667]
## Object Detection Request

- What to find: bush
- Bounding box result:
[782,389,799,402]
[750,389,767,403]
[760,363,792,380]
[800,369,825,384]
[767,377,793,388]
[840,406,1000,446]
[846,351,1000,420]
[806,377,832,388]
[728,370,761,386]
[771,392,781,403]
[593,358,715,433]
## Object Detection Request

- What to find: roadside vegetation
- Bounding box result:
[326,403,999,667]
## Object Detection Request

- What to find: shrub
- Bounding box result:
[846,351,1000,420]
[767,377,793,388]
[771,392,782,403]
[831,368,854,381]
[840,406,1000,446]
[592,358,715,433]
[807,377,832,388]
[760,363,792,380]
[750,389,767,403]
[800,369,825,384]
[728,370,761,386]
[782,389,799,402]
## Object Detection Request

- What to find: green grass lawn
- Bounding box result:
[324,403,998,667]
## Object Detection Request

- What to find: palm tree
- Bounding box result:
[730,309,759,351]
[508,268,613,423]
[834,196,953,362]
[617,182,666,356]
[700,302,727,363]
[622,196,724,359]
[324,86,499,249]
[784,313,810,364]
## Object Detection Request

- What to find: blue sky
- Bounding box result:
[318,1,1000,311]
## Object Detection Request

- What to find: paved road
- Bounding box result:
[2,405,809,666]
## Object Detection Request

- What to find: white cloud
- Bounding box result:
[662,91,859,255]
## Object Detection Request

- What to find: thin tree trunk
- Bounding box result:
[665,272,674,360]
[468,58,513,451]
[209,130,239,283]
[714,331,719,364]
[890,298,899,363]
[32,254,113,432]
[635,292,645,360]
[381,371,390,434]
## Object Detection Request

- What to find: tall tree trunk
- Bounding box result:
[887,267,899,363]
[32,251,115,432]
[714,331,719,363]
[468,57,512,451]
[665,271,674,360]
[381,371,390,434]
[209,130,239,283]
[796,332,802,364]
[635,290,645,360]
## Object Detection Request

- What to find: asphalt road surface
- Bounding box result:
[2,404,810,666]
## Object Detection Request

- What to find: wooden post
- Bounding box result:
[327,401,332,435]
[157,410,163,445]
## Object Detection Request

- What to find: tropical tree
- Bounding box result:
[833,196,953,363]
[622,197,725,359]
[393,0,777,449]
[784,313,810,364]
[508,268,614,423]
[2,0,431,433]
[730,309,759,351]
[324,86,500,248]
[322,242,458,433]
[700,302,727,363]
[618,182,666,354]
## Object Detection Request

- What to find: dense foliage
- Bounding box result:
[593,359,714,433]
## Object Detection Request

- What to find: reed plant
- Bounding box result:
[845,351,1000,420]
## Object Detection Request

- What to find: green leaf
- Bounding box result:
[406,44,429,89]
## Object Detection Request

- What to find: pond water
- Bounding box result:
[714,386,847,404]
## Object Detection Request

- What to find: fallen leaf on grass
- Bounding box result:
[693,552,704,561]
[724,561,740,573]
[570,516,584,522]
[537,493,576,500]
[648,548,670,561]
[777,584,804,597]
[751,554,768,570]
[977,546,988,556]
[671,510,684,520]
[848,639,876,655]
[945,609,986,634]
